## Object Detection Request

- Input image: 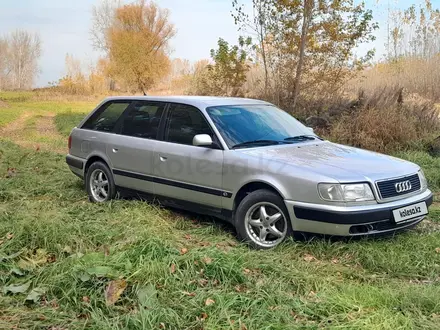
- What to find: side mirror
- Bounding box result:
[193,134,213,147]
[306,127,314,133]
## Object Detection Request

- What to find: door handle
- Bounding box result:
[160,156,167,162]
[112,148,118,153]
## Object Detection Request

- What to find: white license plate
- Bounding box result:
[392,202,428,223]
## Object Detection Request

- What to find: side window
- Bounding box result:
[120,101,166,139]
[165,104,213,146]
[82,101,130,132]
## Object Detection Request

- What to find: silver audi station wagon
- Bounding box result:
[66,96,433,249]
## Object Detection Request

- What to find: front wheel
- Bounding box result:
[235,189,293,249]
[86,162,116,203]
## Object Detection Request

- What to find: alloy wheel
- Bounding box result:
[90,169,109,202]
[244,202,288,248]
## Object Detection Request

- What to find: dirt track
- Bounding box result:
[0,111,65,153]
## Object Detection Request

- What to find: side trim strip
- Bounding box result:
[66,155,84,170]
[113,169,233,198]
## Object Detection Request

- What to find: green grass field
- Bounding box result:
[1,92,440,329]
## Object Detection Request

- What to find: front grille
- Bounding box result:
[376,174,421,199]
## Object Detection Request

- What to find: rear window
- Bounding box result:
[82,101,130,132]
[120,101,166,139]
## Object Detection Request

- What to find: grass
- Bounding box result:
[0,90,34,103]
[0,108,24,127]
[1,91,440,329]
[55,111,88,137]
[0,91,97,129]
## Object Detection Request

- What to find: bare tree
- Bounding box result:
[7,30,42,89]
[90,0,121,53]
[171,58,192,78]
[65,54,86,81]
[0,37,11,90]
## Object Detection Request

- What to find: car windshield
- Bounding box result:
[206,104,317,149]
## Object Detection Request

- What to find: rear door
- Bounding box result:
[73,99,132,163]
[152,103,225,208]
[105,100,167,193]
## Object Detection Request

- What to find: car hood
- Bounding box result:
[237,141,419,182]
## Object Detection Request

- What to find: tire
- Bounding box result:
[86,162,116,203]
[235,189,293,249]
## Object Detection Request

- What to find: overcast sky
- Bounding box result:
[0,0,415,87]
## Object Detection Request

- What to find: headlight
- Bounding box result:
[318,183,375,202]
[418,170,428,191]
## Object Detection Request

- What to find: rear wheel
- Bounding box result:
[86,162,116,203]
[235,189,293,249]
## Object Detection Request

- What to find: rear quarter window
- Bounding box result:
[82,101,131,132]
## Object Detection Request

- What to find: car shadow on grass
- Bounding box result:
[117,188,237,236]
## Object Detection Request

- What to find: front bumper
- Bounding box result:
[285,189,433,236]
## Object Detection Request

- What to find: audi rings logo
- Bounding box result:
[395,180,412,193]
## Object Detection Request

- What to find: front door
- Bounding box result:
[153,103,224,208]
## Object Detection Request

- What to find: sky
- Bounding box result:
[0,0,418,87]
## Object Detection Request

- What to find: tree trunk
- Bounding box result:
[259,20,269,96]
[292,0,313,110]
[260,38,269,95]
[254,0,270,97]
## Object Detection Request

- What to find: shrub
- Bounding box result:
[325,88,439,153]
[330,106,418,152]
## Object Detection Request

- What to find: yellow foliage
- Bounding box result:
[108,1,176,94]
[56,55,110,95]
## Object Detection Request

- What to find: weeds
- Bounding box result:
[297,87,440,154]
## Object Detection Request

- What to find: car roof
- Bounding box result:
[102,95,272,109]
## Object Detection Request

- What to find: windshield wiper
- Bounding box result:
[231,140,282,149]
[284,135,320,142]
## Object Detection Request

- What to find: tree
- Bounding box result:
[0,38,11,90]
[90,0,122,91]
[88,58,111,93]
[56,54,110,95]
[188,38,252,96]
[108,0,176,94]
[269,0,377,109]
[91,0,121,54]
[170,58,192,78]
[232,0,377,108]
[162,58,193,92]
[389,10,404,60]
[57,54,87,94]
[188,59,211,95]
[208,37,253,96]
[232,0,272,95]
[291,0,314,110]
[4,30,42,89]
[387,0,440,59]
